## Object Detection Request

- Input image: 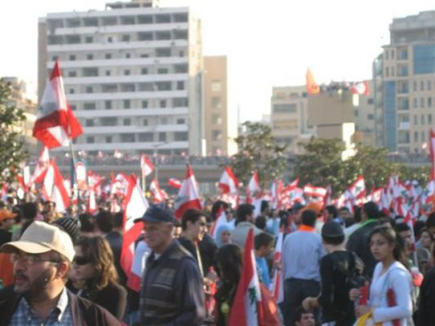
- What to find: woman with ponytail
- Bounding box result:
[350,225,412,326]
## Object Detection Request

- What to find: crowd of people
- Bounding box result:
[0,193,435,326]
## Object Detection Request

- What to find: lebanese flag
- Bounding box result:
[168,178,182,189]
[246,171,261,204]
[218,166,239,194]
[270,228,284,303]
[351,81,370,96]
[48,159,70,213]
[228,229,263,326]
[430,130,435,180]
[149,179,167,203]
[304,185,327,198]
[31,147,50,184]
[174,165,202,219]
[323,185,332,207]
[140,154,154,176]
[348,176,366,200]
[271,180,284,209]
[33,60,83,148]
[210,207,228,239]
[87,172,98,214]
[121,175,149,291]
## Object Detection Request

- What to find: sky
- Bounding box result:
[1,0,434,121]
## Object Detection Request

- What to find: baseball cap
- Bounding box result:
[1,221,75,262]
[0,209,17,222]
[140,205,175,224]
[322,221,344,238]
[302,202,323,215]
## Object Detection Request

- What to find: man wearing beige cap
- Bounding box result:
[0,221,121,326]
[0,208,17,247]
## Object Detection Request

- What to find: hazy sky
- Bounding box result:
[1,0,434,121]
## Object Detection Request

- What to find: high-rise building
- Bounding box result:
[270,86,313,154]
[38,0,204,157]
[203,56,237,156]
[2,77,38,156]
[382,11,435,154]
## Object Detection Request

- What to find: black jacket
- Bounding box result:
[0,285,121,326]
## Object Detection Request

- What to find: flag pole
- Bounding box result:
[69,141,81,216]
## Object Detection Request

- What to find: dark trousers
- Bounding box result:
[283,278,320,326]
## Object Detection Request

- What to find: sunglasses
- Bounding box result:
[73,256,90,266]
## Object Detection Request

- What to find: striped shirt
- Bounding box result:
[9,287,73,326]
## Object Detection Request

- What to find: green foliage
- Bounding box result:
[0,79,27,184]
[397,165,430,185]
[230,122,287,187]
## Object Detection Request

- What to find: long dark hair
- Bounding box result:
[76,236,119,294]
[369,225,409,269]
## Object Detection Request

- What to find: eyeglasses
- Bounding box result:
[73,256,90,266]
[10,253,59,266]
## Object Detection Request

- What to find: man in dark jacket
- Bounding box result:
[0,220,120,326]
[139,205,205,325]
[346,201,380,279]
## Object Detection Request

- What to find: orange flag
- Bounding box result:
[306,68,320,95]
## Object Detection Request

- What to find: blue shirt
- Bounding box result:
[282,229,326,282]
[9,287,73,326]
[255,256,271,288]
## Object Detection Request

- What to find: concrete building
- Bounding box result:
[382,11,435,154]
[38,0,204,157]
[270,86,313,154]
[203,56,237,156]
[353,80,376,147]
[2,77,38,156]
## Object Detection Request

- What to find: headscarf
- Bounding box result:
[215,224,232,248]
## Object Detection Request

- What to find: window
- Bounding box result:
[211,81,222,92]
[52,56,58,61]
[121,16,135,25]
[156,48,171,57]
[123,118,131,126]
[87,137,95,143]
[105,53,112,59]
[354,110,359,117]
[429,97,432,107]
[123,99,131,109]
[124,70,130,76]
[414,115,418,125]
[138,15,153,24]
[68,71,77,77]
[156,82,171,91]
[106,70,111,76]
[121,84,135,92]
[386,67,389,77]
[101,117,117,126]
[86,86,93,93]
[125,53,131,58]
[160,117,168,125]
[70,105,77,111]
[174,132,188,141]
[141,68,148,75]
[429,114,433,124]
[105,136,112,143]
[173,98,188,106]
[421,97,425,108]
[69,89,75,94]
[273,103,297,113]
[212,130,222,141]
[211,97,221,109]
[85,36,93,43]
[368,114,374,120]
[107,36,113,43]
[138,32,153,41]
[102,84,117,92]
[212,114,222,125]
[138,133,153,142]
[83,68,98,77]
[421,115,425,125]
[122,35,130,42]
[156,31,171,40]
[160,100,166,108]
[421,81,425,91]
[105,101,112,109]
[422,131,426,141]
[176,118,185,125]
[156,14,171,24]
[158,68,169,74]
[159,132,167,141]
[85,119,94,127]
[142,100,148,108]
[143,119,148,126]
[83,102,96,110]
[69,54,76,61]
[428,81,432,91]
[87,54,93,60]
[176,81,184,90]
[413,81,417,91]
[367,98,374,105]
[414,132,418,142]
[121,134,135,143]
[414,97,418,108]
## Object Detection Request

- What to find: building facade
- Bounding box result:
[203,56,237,156]
[353,80,376,147]
[382,10,435,154]
[270,86,313,154]
[38,0,204,157]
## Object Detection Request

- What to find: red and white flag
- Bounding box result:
[351,81,370,96]
[218,166,239,194]
[140,154,154,176]
[31,147,50,184]
[210,206,228,239]
[228,229,263,326]
[348,176,366,202]
[174,165,202,219]
[246,171,261,204]
[121,175,149,292]
[149,179,167,203]
[168,178,182,189]
[430,130,435,180]
[33,60,82,148]
[43,159,70,213]
[304,185,327,198]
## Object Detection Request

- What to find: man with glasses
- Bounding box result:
[139,205,205,325]
[0,221,120,325]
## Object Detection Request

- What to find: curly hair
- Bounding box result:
[75,236,119,293]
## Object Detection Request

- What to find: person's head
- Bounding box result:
[173,220,182,239]
[321,221,345,247]
[78,213,95,237]
[73,236,118,291]
[142,205,175,254]
[95,210,113,235]
[211,200,228,221]
[426,212,435,239]
[325,205,338,221]
[113,211,124,231]
[215,224,232,248]
[369,225,407,266]
[379,217,394,228]
[260,200,270,216]
[395,223,413,252]
[362,201,379,221]
[254,232,275,258]
[419,228,433,250]
[353,206,362,223]
[301,209,317,227]
[1,221,74,298]
[0,209,17,231]
[52,217,80,244]
[255,215,267,230]
[294,307,315,326]
[214,244,242,284]
[236,204,255,225]
[181,209,207,242]
[338,207,351,220]
[21,202,37,221]
[414,220,426,240]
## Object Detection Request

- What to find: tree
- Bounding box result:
[230,122,288,187]
[0,79,27,184]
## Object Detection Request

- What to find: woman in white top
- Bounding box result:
[351,225,412,326]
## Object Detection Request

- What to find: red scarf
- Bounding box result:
[298,225,314,232]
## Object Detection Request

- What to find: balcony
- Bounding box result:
[398,121,410,130]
